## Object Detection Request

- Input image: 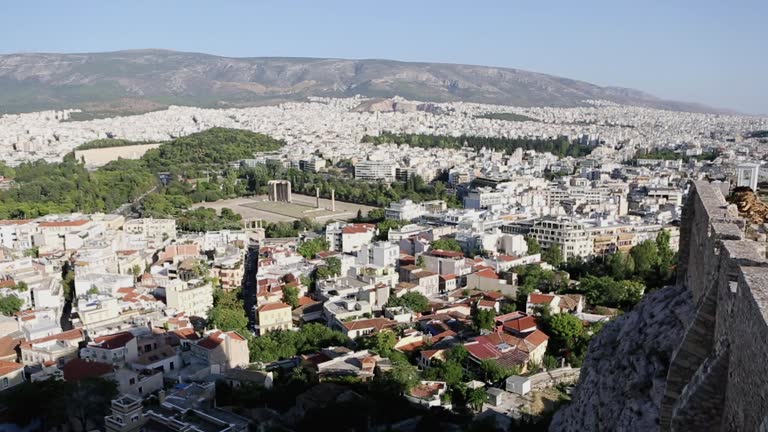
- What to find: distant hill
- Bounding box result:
[0,49,727,115]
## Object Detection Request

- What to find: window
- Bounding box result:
[129,377,136,385]
[131,415,139,423]
[2,378,7,388]
[169,361,174,371]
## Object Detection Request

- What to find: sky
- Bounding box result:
[1,0,766,114]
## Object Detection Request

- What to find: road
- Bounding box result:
[112,185,158,216]
[242,240,259,329]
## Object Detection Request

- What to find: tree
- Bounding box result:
[630,240,658,277]
[472,308,496,332]
[282,284,300,309]
[12,281,28,292]
[526,236,541,254]
[297,237,329,259]
[466,387,487,413]
[131,264,142,279]
[67,378,119,431]
[316,257,342,280]
[445,344,469,364]
[360,330,397,356]
[479,359,516,383]
[548,313,585,351]
[209,289,248,331]
[542,244,563,267]
[0,295,23,316]
[209,307,248,332]
[387,291,430,313]
[431,238,462,253]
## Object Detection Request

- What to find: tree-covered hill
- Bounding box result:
[0,128,284,219]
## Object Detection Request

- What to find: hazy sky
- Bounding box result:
[1,0,766,114]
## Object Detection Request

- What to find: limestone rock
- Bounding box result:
[549,285,694,432]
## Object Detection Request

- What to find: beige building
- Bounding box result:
[165,280,214,319]
[123,218,176,241]
[192,330,249,370]
[255,302,292,335]
[0,361,24,392]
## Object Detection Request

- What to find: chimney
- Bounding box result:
[331,189,336,212]
[158,389,166,404]
[316,188,320,208]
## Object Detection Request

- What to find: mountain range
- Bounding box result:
[0,49,725,117]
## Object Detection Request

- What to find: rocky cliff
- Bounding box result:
[550,285,694,431]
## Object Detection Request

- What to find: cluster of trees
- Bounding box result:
[0,156,156,219]
[536,306,603,367]
[564,230,677,291]
[249,323,349,363]
[270,166,461,208]
[208,289,249,332]
[141,127,283,175]
[431,238,463,253]
[0,128,285,221]
[175,208,243,232]
[297,237,329,259]
[0,295,24,316]
[315,257,342,280]
[633,148,720,163]
[476,112,539,122]
[362,132,594,158]
[386,291,431,313]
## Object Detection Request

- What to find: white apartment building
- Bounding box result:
[325,223,377,253]
[529,217,592,261]
[355,160,397,182]
[357,242,400,268]
[385,199,426,221]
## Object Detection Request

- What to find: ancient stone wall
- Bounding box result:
[661,180,768,431]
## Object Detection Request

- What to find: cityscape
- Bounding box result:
[0,2,767,432]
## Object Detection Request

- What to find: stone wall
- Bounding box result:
[661,180,768,431]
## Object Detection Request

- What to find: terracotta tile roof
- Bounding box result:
[0,336,21,359]
[0,360,23,376]
[38,220,89,228]
[474,268,500,279]
[0,219,32,226]
[524,329,550,347]
[429,249,464,258]
[171,328,200,340]
[498,255,519,262]
[440,274,457,281]
[420,349,445,360]
[502,316,538,333]
[483,291,505,300]
[528,293,557,305]
[226,331,245,341]
[342,223,376,234]
[92,332,135,350]
[410,382,445,399]
[63,358,114,381]
[343,318,396,332]
[477,299,496,308]
[559,294,583,310]
[197,331,225,350]
[20,329,84,349]
[257,302,291,312]
[298,296,317,306]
